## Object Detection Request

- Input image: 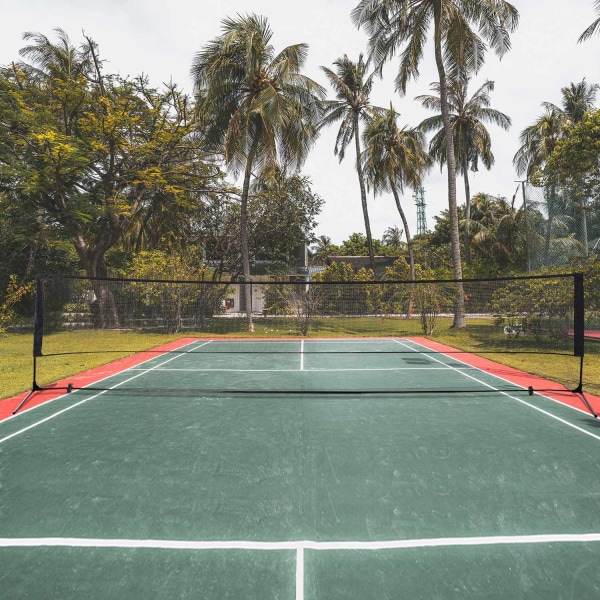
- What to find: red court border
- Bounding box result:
[411,336,600,415]
[1,336,598,422]
[0,338,197,421]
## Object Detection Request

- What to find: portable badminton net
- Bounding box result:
[18,273,588,413]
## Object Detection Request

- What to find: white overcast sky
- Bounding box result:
[2,0,599,244]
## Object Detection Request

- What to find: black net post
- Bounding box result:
[573,272,584,358]
[14,275,46,414]
[33,274,45,358]
[571,272,594,416]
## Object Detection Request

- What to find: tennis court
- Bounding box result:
[2,336,600,598]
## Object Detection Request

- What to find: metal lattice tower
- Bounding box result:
[413,187,427,235]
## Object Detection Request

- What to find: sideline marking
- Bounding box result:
[396,339,600,442]
[0,341,211,445]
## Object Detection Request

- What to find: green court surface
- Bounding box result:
[2,338,600,598]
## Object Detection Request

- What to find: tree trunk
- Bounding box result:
[354,115,375,271]
[390,182,415,281]
[462,157,471,265]
[544,185,556,268]
[240,140,258,332]
[433,12,465,328]
[73,229,121,329]
[391,182,415,318]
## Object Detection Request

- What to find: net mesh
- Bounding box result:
[35,274,580,352]
[22,273,586,400]
[521,182,600,269]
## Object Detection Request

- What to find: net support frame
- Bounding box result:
[15,272,593,415]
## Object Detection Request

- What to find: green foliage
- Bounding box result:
[0,275,35,332]
[546,109,600,200]
[0,31,216,284]
[336,233,397,257]
[127,249,226,333]
[249,169,324,263]
[584,258,600,312]
[491,276,573,346]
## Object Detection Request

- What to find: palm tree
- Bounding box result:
[513,107,564,267]
[319,54,378,270]
[579,0,600,42]
[311,235,334,264]
[382,225,405,250]
[515,81,598,265]
[555,79,599,124]
[468,193,529,272]
[361,104,430,280]
[417,79,511,264]
[19,28,94,85]
[192,14,325,330]
[352,0,519,328]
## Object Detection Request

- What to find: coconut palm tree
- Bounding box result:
[361,104,430,280]
[468,193,529,272]
[351,0,519,327]
[319,54,378,270]
[192,14,325,330]
[579,1,600,42]
[555,79,599,124]
[515,81,598,265]
[382,226,405,250]
[311,235,335,264]
[417,79,511,264]
[513,107,564,267]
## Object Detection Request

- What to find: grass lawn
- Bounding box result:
[1,319,598,402]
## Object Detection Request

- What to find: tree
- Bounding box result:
[337,232,392,256]
[0,30,210,327]
[513,107,565,267]
[579,0,600,42]
[467,193,529,274]
[248,168,324,265]
[192,14,325,331]
[554,79,599,125]
[352,0,519,328]
[311,235,338,264]
[361,104,430,280]
[319,54,379,270]
[545,109,600,254]
[546,109,600,200]
[382,225,405,251]
[417,79,511,263]
[514,81,598,265]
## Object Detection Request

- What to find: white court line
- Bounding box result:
[0,341,212,445]
[296,546,304,600]
[3,532,600,550]
[126,367,450,372]
[6,531,600,600]
[300,339,304,372]
[2,339,210,425]
[395,339,600,442]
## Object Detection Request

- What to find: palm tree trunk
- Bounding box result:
[462,157,471,265]
[354,116,375,271]
[240,140,258,333]
[434,12,465,328]
[390,182,415,281]
[544,185,556,268]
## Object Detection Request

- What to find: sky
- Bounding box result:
[2,0,599,245]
